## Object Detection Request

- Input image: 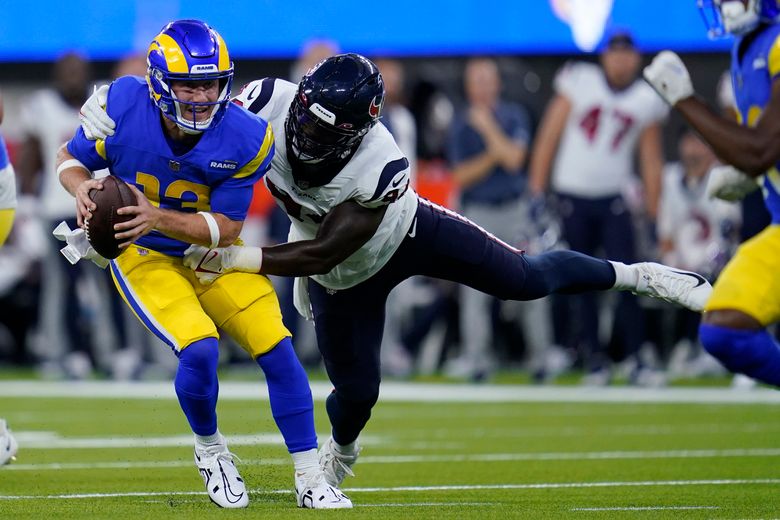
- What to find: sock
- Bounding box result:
[256,337,317,453]
[610,261,638,290]
[291,448,319,474]
[195,430,222,446]
[326,390,373,447]
[699,323,780,386]
[175,338,220,436]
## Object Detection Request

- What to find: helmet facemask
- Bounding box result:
[285,94,371,165]
[146,19,234,134]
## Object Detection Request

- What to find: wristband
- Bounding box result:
[197,211,220,248]
[56,159,89,177]
[233,246,263,273]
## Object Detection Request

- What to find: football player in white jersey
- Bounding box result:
[529,31,668,383]
[81,53,713,491]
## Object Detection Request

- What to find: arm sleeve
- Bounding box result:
[66,127,111,171]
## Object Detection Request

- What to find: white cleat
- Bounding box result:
[295,470,352,509]
[319,437,360,487]
[0,419,18,466]
[631,262,712,312]
[194,437,248,508]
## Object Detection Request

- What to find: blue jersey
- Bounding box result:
[731,23,780,223]
[68,76,274,256]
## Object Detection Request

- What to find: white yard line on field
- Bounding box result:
[5,447,780,471]
[571,506,720,511]
[2,380,780,403]
[1,479,779,500]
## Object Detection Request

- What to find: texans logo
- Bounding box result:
[368,95,383,118]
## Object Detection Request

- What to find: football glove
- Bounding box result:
[643,51,694,106]
[705,164,759,202]
[52,221,109,268]
[80,84,115,140]
[183,244,263,285]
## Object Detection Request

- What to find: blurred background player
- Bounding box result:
[529,30,669,385]
[60,20,350,509]
[444,57,541,380]
[0,90,19,466]
[16,52,123,379]
[658,128,739,380]
[644,0,780,386]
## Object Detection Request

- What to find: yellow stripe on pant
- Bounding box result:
[110,244,290,357]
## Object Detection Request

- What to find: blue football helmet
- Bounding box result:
[285,53,384,177]
[699,0,780,37]
[146,19,234,133]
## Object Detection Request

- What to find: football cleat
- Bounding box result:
[0,419,18,466]
[194,437,248,508]
[295,470,353,509]
[632,262,712,312]
[319,437,360,487]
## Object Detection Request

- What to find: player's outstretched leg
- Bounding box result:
[615,262,712,312]
[319,436,360,488]
[194,433,248,508]
[0,419,18,466]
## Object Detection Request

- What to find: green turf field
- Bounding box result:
[1,381,779,519]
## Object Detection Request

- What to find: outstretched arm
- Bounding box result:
[675,84,780,176]
[645,50,780,177]
[260,200,387,277]
[187,200,387,280]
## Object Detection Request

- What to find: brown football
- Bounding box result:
[86,176,137,259]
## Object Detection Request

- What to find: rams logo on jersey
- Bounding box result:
[210,160,238,170]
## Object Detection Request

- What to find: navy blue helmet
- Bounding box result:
[285,53,384,180]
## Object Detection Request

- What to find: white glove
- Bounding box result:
[705,164,759,201]
[52,221,109,268]
[183,244,263,285]
[643,51,694,106]
[79,84,115,140]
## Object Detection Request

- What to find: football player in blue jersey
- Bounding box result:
[644,0,780,386]
[56,20,350,509]
[80,53,714,493]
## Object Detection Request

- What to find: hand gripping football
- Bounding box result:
[85,176,137,259]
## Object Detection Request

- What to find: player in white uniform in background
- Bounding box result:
[530,31,669,384]
[0,90,19,467]
[81,54,712,496]
[659,128,740,379]
[16,53,121,379]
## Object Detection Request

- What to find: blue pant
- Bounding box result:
[311,198,616,444]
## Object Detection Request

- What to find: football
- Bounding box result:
[86,176,137,259]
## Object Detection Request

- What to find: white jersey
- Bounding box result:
[234,78,418,290]
[551,62,668,198]
[657,162,741,273]
[18,88,81,219]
